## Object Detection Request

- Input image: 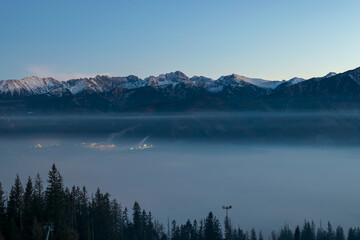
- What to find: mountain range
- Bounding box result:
[1,67,360,113]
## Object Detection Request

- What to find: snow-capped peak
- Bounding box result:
[218,74,283,89]
[0,76,64,96]
[0,69,347,97]
[65,75,144,94]
[144,71,190,87]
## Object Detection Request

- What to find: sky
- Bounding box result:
[1,0,360,81]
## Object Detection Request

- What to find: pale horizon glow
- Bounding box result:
[1,0,360,81]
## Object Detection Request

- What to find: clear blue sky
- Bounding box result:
[1,0,359,81]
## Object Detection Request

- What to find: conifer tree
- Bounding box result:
[224,216,232,240]
[245,231,250,240]
[347,227,360,240]
[316,225,327,240]
[191,220,198,240]
[133,201,143,240]
[335,226,345,240]
[180,219,193,240]
[31,218,43,240]
[348,228,355,240]
[270,231,277,240]
[198,219,204,240]
[141,209,148,239]
[6,174,24,240]
[258,231,264,240]
[78,186,91,240]
[22,176,34,239]
[33,173,44,223]
[171,220,180,240]
[145,211,156,240]
[111,199,122,239]
[122,207,130,240]
[0,182,5,240]
[31,173,44,240]
[294,226,300,240]
[301,221,315,240]
[278,225,293,240]
[45,164,67,240]
[91,189,114,240]
[327,222,335,240]
[204,212,222,240]
[235,227,246,240]
[68,186,78,230]
[250,228,257,240]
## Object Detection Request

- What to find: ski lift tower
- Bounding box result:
[222,205,232,219]
[44,224,54,240]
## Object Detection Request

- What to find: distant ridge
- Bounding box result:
[0,70,306,97]
[4,67,360,113]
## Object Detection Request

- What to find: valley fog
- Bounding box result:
[3,111,360,144]
[1,112,360,235]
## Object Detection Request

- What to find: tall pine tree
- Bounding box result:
[22,176,34,239]
[0,182,5,240]
[45,164,70,240]
[6,174,24,240]
[335,226,345,240]
[294,225,301,240]
[204,212,222,240]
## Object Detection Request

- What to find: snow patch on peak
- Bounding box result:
[65,75,145,94]
[0,76,64,96]
[287,77,306,85]
[189,76,213,87]
[218,74,283,89]
[144,71,190,87]
[157,71,189,82]
[324,72,337,78]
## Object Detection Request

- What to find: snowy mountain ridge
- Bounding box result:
[0,70,335,97]
[5,67,360,112]
[0,76,64,96]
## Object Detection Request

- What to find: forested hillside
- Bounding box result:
[0,165,358,240]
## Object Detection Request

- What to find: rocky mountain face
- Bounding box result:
[0,71,284,97]
[264,67,360,109]
[0,76,64,97]
[2,67,360,113]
